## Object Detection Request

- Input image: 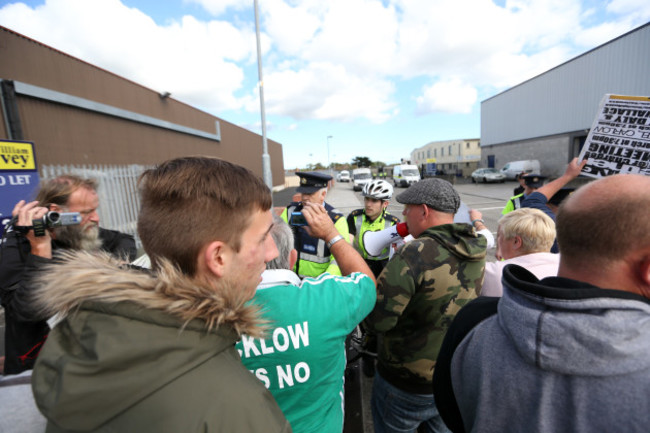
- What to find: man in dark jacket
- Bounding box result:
[433,173,650,433]
[364,178,487,433]
[30,157,291,432]
[520,158,586,252]
[0,175,135,375]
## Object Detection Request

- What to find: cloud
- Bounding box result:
[1,0,647,126]
[0,0,253,112]
[416,78,477,114]
[184,0,246,17]
[260,0,322,57]
[607,0,650,17]
[247,61,397,123]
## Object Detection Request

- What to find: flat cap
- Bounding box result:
[396,178,460,214]
[296,171,332,193]
[523,174,546,189]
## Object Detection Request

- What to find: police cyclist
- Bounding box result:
[347,180,400,278]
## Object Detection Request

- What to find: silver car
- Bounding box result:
[471,168,506,183]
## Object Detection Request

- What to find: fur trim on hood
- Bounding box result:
[33,250,267,338]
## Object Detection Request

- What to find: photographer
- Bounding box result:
[280,171,350,278]
[0,175,135,375]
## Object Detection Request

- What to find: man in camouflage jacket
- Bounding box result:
[365,178,487,433]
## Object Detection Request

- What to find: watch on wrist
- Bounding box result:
[326,234,344,249]
[471,218,485,226]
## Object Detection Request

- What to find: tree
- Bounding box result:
[352,156,372,168]
[306,162,326,170]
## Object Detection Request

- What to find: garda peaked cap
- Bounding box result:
[396,178,460,214]
[522,174,547,189]
[296,171,332,193]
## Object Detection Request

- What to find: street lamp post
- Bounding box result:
[327,135,333,176]
[254,0,272,191]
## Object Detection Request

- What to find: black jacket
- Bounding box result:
[0,227,136,374]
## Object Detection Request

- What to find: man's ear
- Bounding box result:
[512,235,523,251]
[202,240,230,278]
[289,249,298,270]
[419,204,429,218]
[638,254,650,295]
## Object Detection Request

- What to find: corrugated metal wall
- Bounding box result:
[0,26,285,185]
[481,23,650,146]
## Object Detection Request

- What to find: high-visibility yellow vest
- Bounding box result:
[280,203,349,278]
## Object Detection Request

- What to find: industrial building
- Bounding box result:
[480,22,650,177]
[0,26,284,185]
[410,138,481,177]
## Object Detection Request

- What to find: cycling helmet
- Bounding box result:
[362,180,393,200]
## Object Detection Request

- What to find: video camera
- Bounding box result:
[40,211,82,227]
[289,204,307,226]
[9,211,82,237]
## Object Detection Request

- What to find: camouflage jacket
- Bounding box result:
[365,223,487,394]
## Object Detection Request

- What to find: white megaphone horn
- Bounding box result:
[363,222,410,257]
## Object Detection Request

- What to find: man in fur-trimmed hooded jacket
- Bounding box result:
[30,157,291,433]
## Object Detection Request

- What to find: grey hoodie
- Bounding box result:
[434,264,650,433]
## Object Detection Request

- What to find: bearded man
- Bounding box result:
[0,175,135,374]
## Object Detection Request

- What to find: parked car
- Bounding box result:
[337,170,351,182]
[471,168,506,183]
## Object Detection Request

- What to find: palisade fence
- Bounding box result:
[41,164,149,250]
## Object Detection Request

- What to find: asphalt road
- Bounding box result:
[334,178,516,261]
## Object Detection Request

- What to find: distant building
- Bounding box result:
[410,138,480,177]
[481,22,650,177]
[0,26,285,185]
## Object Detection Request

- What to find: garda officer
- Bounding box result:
[502,173,545,215]
[347,180,400,278]
[280,171,349,278]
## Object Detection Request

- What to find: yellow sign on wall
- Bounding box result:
[0,140,36,170]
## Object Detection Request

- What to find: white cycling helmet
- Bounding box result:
[362,180,393,200]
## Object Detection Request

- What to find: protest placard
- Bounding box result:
[578,94,650,178]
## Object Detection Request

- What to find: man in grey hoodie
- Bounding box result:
[433,173,650,433]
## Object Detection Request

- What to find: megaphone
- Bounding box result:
[363,222,410,257]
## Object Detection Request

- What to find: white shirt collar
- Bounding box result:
[257,269,302,290]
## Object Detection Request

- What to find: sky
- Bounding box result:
[1,1,649,169]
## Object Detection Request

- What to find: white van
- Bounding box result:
[392,164,420,187]
[352,168,372,191]
[500,160,541,180]
[337,170,350,182]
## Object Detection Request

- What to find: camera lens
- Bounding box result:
[45,211,61,225]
